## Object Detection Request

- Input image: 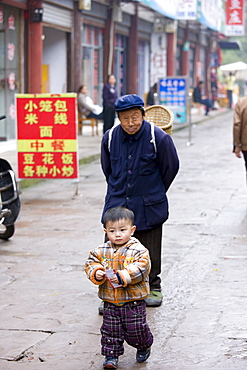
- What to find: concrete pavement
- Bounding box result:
[0,108,247,369]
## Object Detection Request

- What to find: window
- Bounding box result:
[82,25,103,104]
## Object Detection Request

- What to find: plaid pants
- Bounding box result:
[101,300,153,357]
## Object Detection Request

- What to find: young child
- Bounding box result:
[85,207,153,369]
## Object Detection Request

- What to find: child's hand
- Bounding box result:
[109,275,119,284]
[95,269,106,280]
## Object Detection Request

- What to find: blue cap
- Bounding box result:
[114,94,144,112]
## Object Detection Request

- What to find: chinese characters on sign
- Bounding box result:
[176,0,197,20]
[159,77,187,124]
[16,93,79,179]
[225,0,245,36]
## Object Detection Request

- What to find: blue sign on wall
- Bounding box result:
[159,77,188,124]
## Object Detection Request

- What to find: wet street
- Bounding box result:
[0,110,247,369]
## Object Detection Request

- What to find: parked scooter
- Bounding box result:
[0,115,20,239]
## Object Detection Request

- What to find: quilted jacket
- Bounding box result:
[84,237,150,306]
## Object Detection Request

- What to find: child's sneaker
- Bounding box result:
[103,356,118,369]
[136,347,151,363]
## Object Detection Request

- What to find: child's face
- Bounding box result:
[104,219,136,246]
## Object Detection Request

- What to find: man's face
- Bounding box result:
[118,108,143,135]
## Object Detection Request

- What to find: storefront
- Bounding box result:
[81,1,152,103]
[42,1,73,94]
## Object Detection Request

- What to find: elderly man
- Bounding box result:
[100,94,179,308]
[233,96,247,182]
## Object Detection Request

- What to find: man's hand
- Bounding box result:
[234,149,242,158]
[95,269,106,280]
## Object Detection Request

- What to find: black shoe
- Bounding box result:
[212,107,217,110]
[103,357,118,369]
[205,112,209,116]
[136,347,151,363]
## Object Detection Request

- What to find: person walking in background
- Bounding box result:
[193,81,215,116]
[102,74,118,134]
[210,68,218,109]
[146,83,159,106]
[226,72,236,109]
[233,96,247,183]
[101,94,179,308]
[77,85,103,119]
[85,207,153,369]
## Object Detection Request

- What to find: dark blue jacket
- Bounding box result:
[102,83,118,108]
[101,120,179,230]
[193,86,202,103]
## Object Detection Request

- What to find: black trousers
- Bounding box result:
[243,152,247,183]
[200,98,212,113]
[103,106,115,134]
[134,225,162,291]
[227,90,233,108]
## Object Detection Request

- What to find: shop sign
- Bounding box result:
[197,0,225,32]
[176,0,197,20]
[183,41,190,52]
[159,77,188,124]
[225,0,245,36]
[138,0,177,20]
[16,93,79,180]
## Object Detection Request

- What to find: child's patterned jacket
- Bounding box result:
[85,237,150,306]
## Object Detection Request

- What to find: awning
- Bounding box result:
[218,41,241,50]
[219,61,247,71]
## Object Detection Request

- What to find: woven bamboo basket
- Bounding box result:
[145,105,174,135]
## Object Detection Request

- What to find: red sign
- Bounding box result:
[225,0,245,35]
[16,93,79,179]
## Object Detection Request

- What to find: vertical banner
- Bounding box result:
[159,77,188,124]
[16,93,79,179]
[225,0,245,36]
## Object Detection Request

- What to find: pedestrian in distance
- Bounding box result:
[77,85,103,119]
[85,207,153,370]
[233,96,247,183]
[193,80,216,115]
[102,74,118,134]
[226,72,236,109]
[101,94,179,308]
[210,68,218,108]
[146,82,159,106]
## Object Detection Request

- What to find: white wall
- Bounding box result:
[43,28,67,93]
